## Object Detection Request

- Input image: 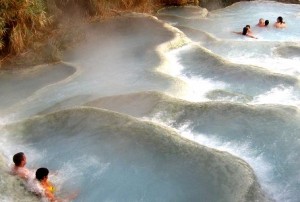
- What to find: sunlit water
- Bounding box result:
[1,1,300,202]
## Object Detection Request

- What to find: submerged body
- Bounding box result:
[11,152,32,180]
[233,25,258,39]
[32,168,56,201]
[29,168,77,202]
[11,166,31,180]
[1,1,300,202]
[257,18,265,27]
[274,16,286,28]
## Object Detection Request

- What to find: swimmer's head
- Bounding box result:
[242,27,248,35]
[259,18,264,24]
[277,16,283,23]
[13,152,26,167]
[265,20,269,26]
[246,25,251,29]
[36,167,49,181]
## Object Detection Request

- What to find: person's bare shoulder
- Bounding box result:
[246,34,258,39]
[12,167,31,180]
[274,23,286,28]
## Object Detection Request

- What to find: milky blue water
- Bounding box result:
[1,1,300,202]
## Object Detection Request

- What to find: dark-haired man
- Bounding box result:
[11,152,31,180]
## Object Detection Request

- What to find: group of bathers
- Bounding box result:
[235,16,286,39]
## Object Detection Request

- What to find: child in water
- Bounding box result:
[30,168,57,201]
[29,167,78,202]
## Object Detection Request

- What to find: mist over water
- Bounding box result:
[1,1,300,201]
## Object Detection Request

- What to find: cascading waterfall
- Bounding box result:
[0,1,299,201]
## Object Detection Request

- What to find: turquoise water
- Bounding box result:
[1,1,300,201]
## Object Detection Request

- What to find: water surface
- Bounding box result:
[1,1,300,202]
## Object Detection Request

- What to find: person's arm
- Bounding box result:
[45,190,79,202]
[232,31,242,34]
[13,167,31,180]
[246,34,258,39]
[44,190,57,202]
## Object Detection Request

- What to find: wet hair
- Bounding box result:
[36,167,49,181]
[242,27,248,35]
[265,20,269,26]
[13,152,24,166]
[277,16,283,24]
[246,25,250,28]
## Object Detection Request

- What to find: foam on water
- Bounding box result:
[2,1,300,201]
[207,1,300,41]
[0,108,266,201]
[0,131,43,169]
[229,56,300,76]
[0,132,41,202]
[140,95,300,202]
[200,41,300,77]
[157,1,300,79]
[146,106,300,202]
[251,85,300,106]
[164,46,228,102]
[177,124,279,200]
[191,133,294,201]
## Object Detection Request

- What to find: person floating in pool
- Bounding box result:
[29,167,78,202]
[233,25,258,39]
[264,20,269,27]
[257,18,265,27]
[274,16,286,28]
[11,152,32,180]
[257,18,269,27]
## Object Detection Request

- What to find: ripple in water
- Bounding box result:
[1,1,300,202]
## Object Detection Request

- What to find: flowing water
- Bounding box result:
[0,1,300,201]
